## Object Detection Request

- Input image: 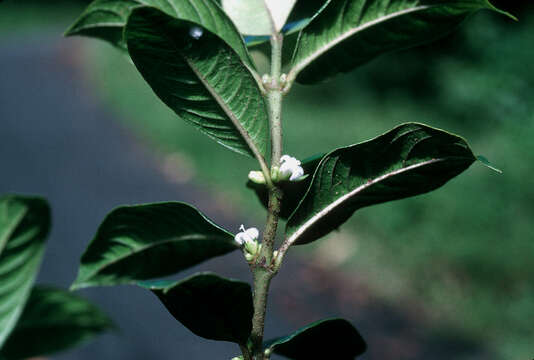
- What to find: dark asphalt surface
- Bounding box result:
[0,33,492,360]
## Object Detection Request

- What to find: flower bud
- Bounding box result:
[248,170,266,184]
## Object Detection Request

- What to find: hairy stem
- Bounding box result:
[249,32,284,360]
[268,33,284,167]
[240,344,252,360]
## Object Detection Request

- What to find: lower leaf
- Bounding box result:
[265,318,366,359]
[141,272,253,345]
[0,286,113,359]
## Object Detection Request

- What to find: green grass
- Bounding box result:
[80,10,534,360]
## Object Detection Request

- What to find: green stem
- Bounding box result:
[249,32,285,360]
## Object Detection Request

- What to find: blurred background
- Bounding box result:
[0,1,532,359]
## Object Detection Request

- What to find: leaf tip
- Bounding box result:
[476,155,503,174]
[486,1,518,21]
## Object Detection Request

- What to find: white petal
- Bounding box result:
[289,166,305,181]
[245,227,259,240]
[235,232,246,245]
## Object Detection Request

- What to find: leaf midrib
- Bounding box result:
[287,157,448,244]
[180,40,266,159]
[0,207,28,258]
[290,4,436,78]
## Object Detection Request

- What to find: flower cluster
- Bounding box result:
[248,154,305,184]
[278,155,304,181]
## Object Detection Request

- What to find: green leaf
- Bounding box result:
[125,7,269,157]
[141,272,253,345]
[0,286,113,360]
[265,318,366,359]
[247,154,323,219]
[289,0,514,84]
[0,195,50,348]
[286,123,477,245]
[71,202,237,290]
[65,0,255,67]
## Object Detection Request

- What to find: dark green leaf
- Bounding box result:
[71,202,237,290]
[0,195,50,347]
[126,7,269,157]
[141,272,253,345]
[286,123,477,245]
[289,0,514,84]
[65,0,255,68]
[266,318,366,359]
[0,286,113,360]
[247,154,323,219]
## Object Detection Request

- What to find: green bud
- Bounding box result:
[271,166,281,182]
[244,239,259,254]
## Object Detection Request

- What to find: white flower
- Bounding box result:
[279,155,304,181]
[234,224,259,246]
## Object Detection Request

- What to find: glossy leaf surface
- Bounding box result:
[65,0,255,67]
[290,0,510,84]
[266,318,366,359]
[286,123,476,245]
[142,273,253,345]
[0,196,50,348]
[126,7,269,157]
[72,202,237,289]
[247,154,323,219]
[0,286,113,360]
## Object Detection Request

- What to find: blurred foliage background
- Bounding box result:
[1,0,533,359]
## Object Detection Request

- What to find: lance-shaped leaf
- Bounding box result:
[0,195,50,348]
[265,318,366,359]
[71,202,237,290]
[289,0,513,84]
[126,7,269,157]
[141,273,253,345]
[247,154,323,219]
[286,123,476,245]
[0,286,113,360]
[65,0,255,68]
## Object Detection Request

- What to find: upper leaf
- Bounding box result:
[265,318,366,359]
[247,154,323,219]
[286,123,476,245]
[71,202,237,290]
[126,7,269,157]
[65,0,255,68]
[222,0,297,35]
[141,272,253,345]
[0,195,50,348]
[289,0,512,84]
[0,286,113,360]
[222,0,272,36]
